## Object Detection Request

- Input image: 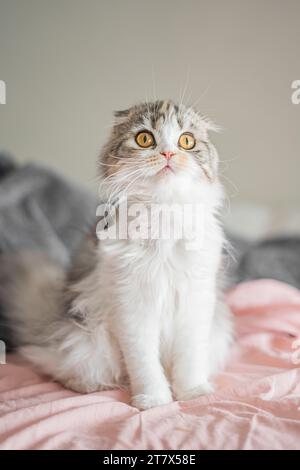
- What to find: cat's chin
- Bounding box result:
[154,166,187,184]
[153,170,194,192]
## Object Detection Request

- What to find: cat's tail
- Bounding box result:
[0,251,66,351]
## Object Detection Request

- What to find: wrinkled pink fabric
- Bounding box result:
[1,279,300,450]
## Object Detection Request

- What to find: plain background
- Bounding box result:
[0,0,299,208]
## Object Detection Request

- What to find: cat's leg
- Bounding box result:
[208,300,233,375]
[113,292,172,410]
[172,280,216,401]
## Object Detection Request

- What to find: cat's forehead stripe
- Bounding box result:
[145,100,183,130]
[159,100,171,114]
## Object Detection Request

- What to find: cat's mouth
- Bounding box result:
[158,164,175,175]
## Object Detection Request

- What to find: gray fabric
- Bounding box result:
[232,237,300,290]
[221,234,251,290]
[0,152,97,267]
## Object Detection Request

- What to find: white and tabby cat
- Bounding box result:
[0,100,233,410]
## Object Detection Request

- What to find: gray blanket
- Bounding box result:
[0,152,97,267]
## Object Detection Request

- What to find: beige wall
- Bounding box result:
[0,0,299,206]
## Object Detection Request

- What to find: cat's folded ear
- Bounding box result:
[114,107,133,123]
[200,117,222,142]
[192,108,222,138]
[203,117,222,134]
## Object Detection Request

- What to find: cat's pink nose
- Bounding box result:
[160,151,176,160]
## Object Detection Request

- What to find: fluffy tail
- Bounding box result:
[0,251,66,350]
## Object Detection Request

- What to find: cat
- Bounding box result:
[0,100,233,410]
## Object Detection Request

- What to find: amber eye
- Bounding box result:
[135,131,155,148]
[178,133,196,150]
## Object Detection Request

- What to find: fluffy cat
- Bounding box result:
[0,100,233,410]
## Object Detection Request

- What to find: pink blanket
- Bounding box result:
[1,279,300,450]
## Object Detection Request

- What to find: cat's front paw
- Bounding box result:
[131,390,173,410]
[175,381,214,401]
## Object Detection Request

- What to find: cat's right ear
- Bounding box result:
[114,108,132,123]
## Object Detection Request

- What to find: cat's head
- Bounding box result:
[99,100,221,202]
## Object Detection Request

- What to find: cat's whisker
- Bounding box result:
[101,168,144,195]
[119,169,147,195]
[99,161,151,184]
[104,154,158,168]
[152,67,157,102]
[188,82,213,110]
[179,67,191,109]
[103,167,147,206]
[219,172,239,198]
[219,155,239,164]
[98,158,142,169]
[102,155,140,163]
[97,161,137,168]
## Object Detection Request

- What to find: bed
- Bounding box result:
[1,279,300,450]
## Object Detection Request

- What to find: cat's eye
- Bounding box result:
[135,131,155,148]
[178,133,196,150]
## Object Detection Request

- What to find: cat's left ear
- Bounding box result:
[202,118,222,135]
